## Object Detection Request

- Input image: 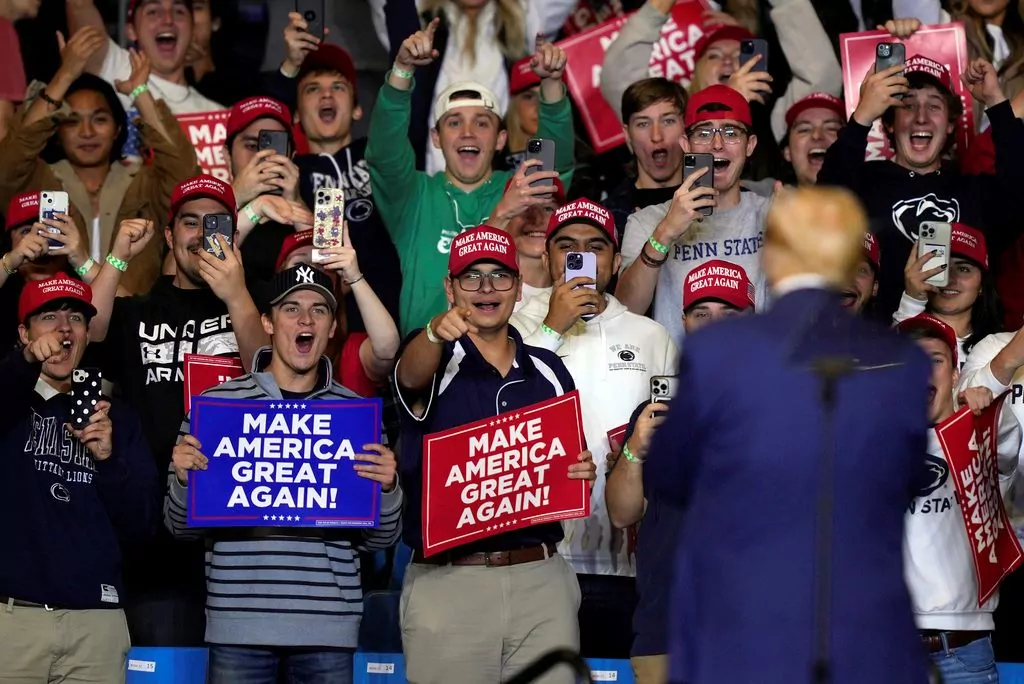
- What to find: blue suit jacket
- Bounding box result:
[647,287,932,684]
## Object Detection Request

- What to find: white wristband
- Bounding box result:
[425,321,442,345]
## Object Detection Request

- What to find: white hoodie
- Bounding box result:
[904,400,1020,631]
[511,290,678,576]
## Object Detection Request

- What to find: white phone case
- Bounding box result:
[917,222,952,288]
[312,188,345,264]
[40,191,69,220]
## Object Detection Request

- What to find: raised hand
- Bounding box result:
[56,27,108,83]
[396,18,440,71]
[962,59,1006,108]
[530,35,567,82]
[114,47,152,96]
[853,63,909,126]
[429,307,478,342]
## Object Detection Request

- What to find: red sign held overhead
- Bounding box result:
[421,391,590,557]
[559,0,710,153]
[176,111,232,182]
[936,392,1023,606]
[183,353,245,414]
[839,24,974,162]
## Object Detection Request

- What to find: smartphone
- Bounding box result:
[295,0,325,40]
[650,375,679,405]
[524,138,556,189]
[683,153,715,217]
[257,130,290,197]
[917,222,952,288]
[312,188,345,264]
[70,368,102,431]
[565,251,597,321]
[876,42,906,98]
[203,214,235,260]
[740,38,769,73]
[39,190,69,249]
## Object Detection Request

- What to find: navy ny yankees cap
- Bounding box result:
[269,264,337,313]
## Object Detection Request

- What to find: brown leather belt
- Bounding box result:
[412,543,558,567]
[920,630,988,653]
[0,596,59,611]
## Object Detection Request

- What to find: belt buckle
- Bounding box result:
[484,552,495,567]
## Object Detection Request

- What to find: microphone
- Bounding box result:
[809,355,856,408]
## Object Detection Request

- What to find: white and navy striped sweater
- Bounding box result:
[164,349,403,648]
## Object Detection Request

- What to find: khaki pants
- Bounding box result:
[0,600,130,683]
[401,554,581,684]
[631,654,668,684]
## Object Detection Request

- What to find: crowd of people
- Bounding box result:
[3,0,1024,682]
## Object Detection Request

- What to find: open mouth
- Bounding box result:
[457,145,481,163]
[938,288,960,297]
[187,242,201,255]
[807,148,827,165]
[909,131,934,152]
[717,71,733,84]
[928,385,937,405]
[154,31,178,55]
[839,290,858,308]
[712,157,730,171]
[650,148,669,166]
[295,332,314,354]
[318,103,337,124]
[473,300,499,313]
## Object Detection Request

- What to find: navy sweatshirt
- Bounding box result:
[0,348,159,609]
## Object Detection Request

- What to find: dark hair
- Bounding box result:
[923,260,1003,354]
[224,125,295,161]
[902,324,952,354]
[27,300,95,326]
[620,77,688,124]
[881,73,964,154]
[42,74,129,165]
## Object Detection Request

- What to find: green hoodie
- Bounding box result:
[366,76,576,336]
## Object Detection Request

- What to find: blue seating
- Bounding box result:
[359,590,403,653]
[125,647,208,683]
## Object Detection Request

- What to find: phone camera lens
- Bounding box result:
[528,140,541,153]
[304,10,316,21]
[567,254,581,270]
[879,44,891,57]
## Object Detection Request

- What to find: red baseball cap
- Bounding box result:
[275,229,314,272]
[785,92,846,129]
[683,260,755,311]
[226,96,292,140]
[863,232,881,272]
[448,226,519,276]
[897,313,958,368]
[545,199,617,245]
[168,175,236,224]
[951,223,988,270]
[298,44,358,100]
[686,84,752,128]
[510,57,540,95]
[693,25,756,63]
[6,191,39,232]
[19,275,97,324]
[503,176,566,205]
[905,55,955,95]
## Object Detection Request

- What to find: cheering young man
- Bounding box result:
[394,226,597,683]
[165,264,402,683]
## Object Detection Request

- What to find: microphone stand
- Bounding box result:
[505,649,592,684]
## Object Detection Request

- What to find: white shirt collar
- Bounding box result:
[34,377,63,401]
[771,274,831,298]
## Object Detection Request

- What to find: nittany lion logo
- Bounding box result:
[916,453,949,498]
[892,194,960,242]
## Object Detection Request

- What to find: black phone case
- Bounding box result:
[70,368,102,431]
[684,154,715,217]
[203,215,234,259]
[740,39,769,72]
[524,139,556,188]
[257,131,289,196]
[295,0,325,39]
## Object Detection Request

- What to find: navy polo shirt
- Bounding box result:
[395,325,577,554]
[626,400,681,658]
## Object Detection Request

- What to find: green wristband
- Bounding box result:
[243,203,261,225]
[622,443,643,464]
[540,323,562,339]
[129,83,149,102]
[74,257,96,278]
[105,253,128,272]
[648,236,669,254]
[392,64,414,80]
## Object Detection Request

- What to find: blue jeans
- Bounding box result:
[208,645,354,684]
[929,634,998,683]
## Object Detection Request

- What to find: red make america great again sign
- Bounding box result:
[421,391,589,556]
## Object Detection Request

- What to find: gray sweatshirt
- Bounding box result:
[164,347,403,649]
[620,191,771,344]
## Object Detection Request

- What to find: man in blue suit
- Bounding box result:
[647,186,933,684]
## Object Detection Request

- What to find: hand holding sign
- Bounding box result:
[853,63,909,126]
[353,444,397,492]
[877,18,922,39]
[962,59,1006,108]
[173,434,208,486]
[430,307,478,342]
[568,449,597,489]
[70,399,113,461]
[959,387,995,416]
[531,35,568,82]
[396,18,440,71]
[115,47,152,97]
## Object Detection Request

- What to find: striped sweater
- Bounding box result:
[164,348,403,648]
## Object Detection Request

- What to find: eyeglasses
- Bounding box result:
[688,126,747,145]
[455,270,517,292]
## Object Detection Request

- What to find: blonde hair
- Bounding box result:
[421,0,529,67]
[764,187,867,288]
[950,0,1024,100]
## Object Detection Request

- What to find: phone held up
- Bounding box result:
[258,130,291,196]
[70,368,102,431]
[740,39,769,72]
[684,154,715,217]
[312,188,345,264]
[565,251,598,321]
[203,214,235,260]
[917,221,952,288]
[294,0,325,39]
[39,190,69,249]
[524,138,556,189]
[875,42,906,98]
[650,375,679,405]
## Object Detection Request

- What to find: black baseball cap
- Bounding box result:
[268,265,337,312]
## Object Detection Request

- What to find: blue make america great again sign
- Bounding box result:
[187,397,383,528]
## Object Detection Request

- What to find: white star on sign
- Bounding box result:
[489,421,495,427]
[514,413,521,419]
[263,515,269,521]
[294,516,301,522]
[301,404,307,409]
[287,515,294,521]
